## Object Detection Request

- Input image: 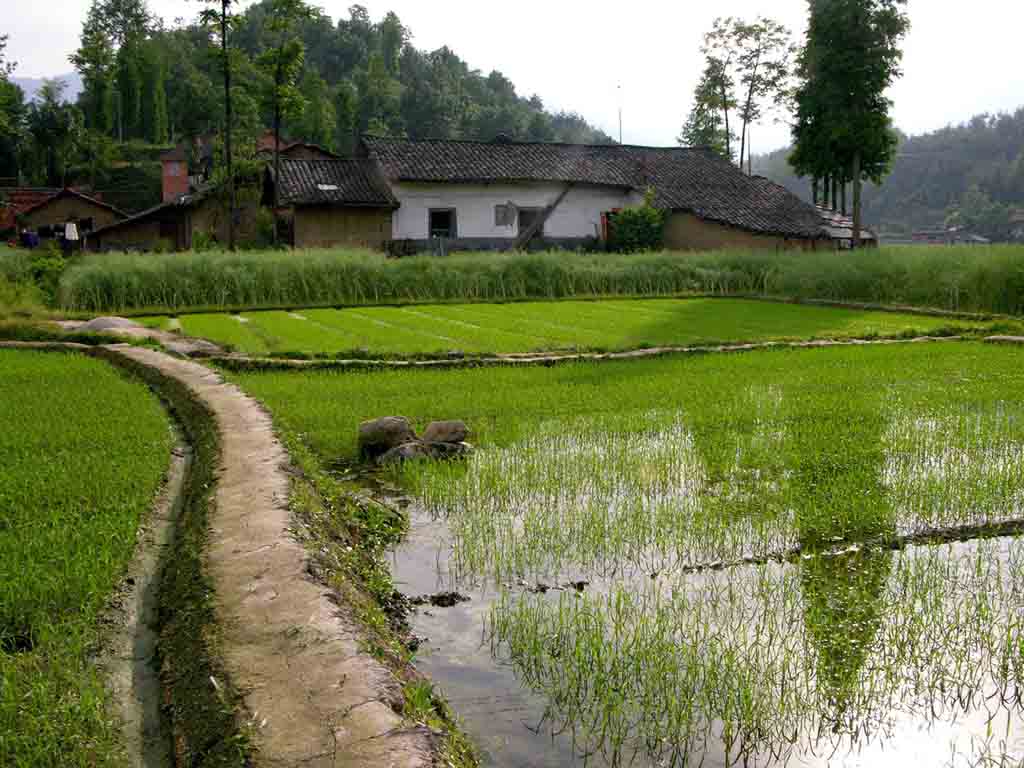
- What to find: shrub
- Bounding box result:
[608,190,666,253]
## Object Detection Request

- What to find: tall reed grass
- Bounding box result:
[57,244,1024,315]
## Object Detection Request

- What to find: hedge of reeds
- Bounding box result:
[56,245,1024,316]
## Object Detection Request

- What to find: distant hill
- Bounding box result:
[11,72,83,103]
[753,107,1024,235]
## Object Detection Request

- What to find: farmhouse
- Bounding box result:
[268,157,398,249]
[13,187,126,246]
[90,184,260,252]
[260,136,866,252]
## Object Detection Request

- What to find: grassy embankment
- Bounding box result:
[57,244,1024,316]
[145,298,992,358]
[0,350,172,767]
[228,342,1024,764]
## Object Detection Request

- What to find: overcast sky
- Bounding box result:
[6,0,1023,152]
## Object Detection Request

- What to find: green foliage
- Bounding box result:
[187,297,979,362]
[946,185,1015,241]
[55,244,1024,316]
[607,192,666,252]
[0,349,170,767]
[678,60,733,158]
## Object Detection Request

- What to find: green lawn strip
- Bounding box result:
[0,349,172,768]
[459,302,611,348]
[177,314,273,356]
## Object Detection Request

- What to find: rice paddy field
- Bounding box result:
[144,298,990,358]
[230,340,1024,767]
[0,350,171,767]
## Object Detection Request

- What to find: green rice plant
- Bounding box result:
[0,349,171,767]
[57,244,1024,316]
[487,538,1024,765]
[228,341,1024,766]
[159,298,989,358]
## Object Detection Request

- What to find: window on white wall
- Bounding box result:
[429,209,456,238]
[494,204,515,227]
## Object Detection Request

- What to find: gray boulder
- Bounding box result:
[377,440,474,466]
[359,417,417,461]
[377,441,432,465]
[422,420,469,445]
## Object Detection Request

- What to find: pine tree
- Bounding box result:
[141,43,168,143]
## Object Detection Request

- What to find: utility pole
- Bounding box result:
[617,83,623,144]
[220,0,236,251]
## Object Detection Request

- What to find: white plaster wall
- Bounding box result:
[389,182,642,239]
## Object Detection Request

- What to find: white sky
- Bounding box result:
[6,0,1023,152]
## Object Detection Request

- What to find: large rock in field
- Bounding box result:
[422,420,470,445]
[377,440,474,466]
[359,416,417,461]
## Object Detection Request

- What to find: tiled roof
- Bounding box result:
[273,158,397,208]
[362,136,828,239]
[0,188,60,230]
[17,187,128,219]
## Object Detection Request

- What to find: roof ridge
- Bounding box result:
[362,134,705,152]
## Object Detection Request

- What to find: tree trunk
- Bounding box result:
[221,0,236,252]
[720,81,731,163]
[272,101,280,247]
[823,175,830,209]
[812,177,819,207]
[841,181,847,216]
[852,152,863,249]
[832,177,839,212]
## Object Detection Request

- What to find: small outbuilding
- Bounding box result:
[266,158,398,249]
[90,184,260,252]
[15,188,126,245]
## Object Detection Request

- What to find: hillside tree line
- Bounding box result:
[0,0,612,191]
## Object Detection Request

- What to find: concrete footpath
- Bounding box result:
[107,346,434,768]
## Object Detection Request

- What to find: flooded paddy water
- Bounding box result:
[384,373,1024,766]
[230,341,1024,766]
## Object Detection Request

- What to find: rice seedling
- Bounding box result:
[163,297,985,358]
[0,349,171,767]
[228,340,1024,766]
[57,244,1024,316]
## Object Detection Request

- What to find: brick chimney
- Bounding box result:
[161,146,189,203]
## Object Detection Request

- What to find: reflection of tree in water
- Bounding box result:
[801,549,892,728]
[787,391,895,732]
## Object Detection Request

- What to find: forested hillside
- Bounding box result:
[754,108,1024,238]
[0,0,612,203]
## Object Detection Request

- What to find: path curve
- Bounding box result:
[110,345,434,768]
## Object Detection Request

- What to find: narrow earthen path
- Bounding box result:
[109,345,434,768]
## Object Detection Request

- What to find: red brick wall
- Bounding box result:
[162,160,189,203]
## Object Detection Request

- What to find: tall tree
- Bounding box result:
[200,0,241,250]
[791,0,909,247]
[256,0,311,243]
[678,59,732,158]
[27,81,83,186]
[699,16,793,170]
[732,17,794,172]
[0,35,26,181]
[71,18,117,135]
[293,69,336,147]
[378,11,407,76]
[140,42,169,143]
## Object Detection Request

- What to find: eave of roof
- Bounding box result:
[17,187,128,220]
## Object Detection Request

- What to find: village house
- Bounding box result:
[89,134,873,253]
[262,136,870,252]
[2,187,126,247]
